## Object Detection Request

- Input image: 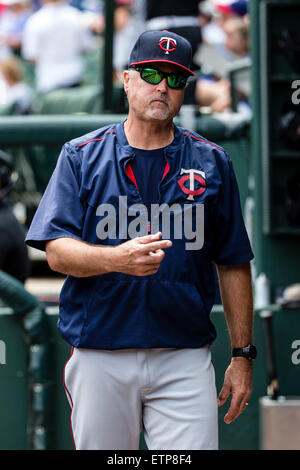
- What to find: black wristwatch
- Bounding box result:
[232,344,257,361]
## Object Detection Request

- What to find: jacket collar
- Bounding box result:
[115,120,183,162]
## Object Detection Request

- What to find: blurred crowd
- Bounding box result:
[0,0,251,116]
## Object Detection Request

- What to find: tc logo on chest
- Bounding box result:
[177,168,206,201]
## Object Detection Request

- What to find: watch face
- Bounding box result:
[243,345,257,359]
[232,344,257,360]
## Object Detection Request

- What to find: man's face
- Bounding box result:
[123,62,187,123]
[225,30,247,57]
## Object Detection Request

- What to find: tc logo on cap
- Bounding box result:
[158,36,177,55]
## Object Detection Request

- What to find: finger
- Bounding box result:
[137,264,161,276]
[135,252,165,265]
[240,401,249,412]
[145,265,161,275]
[137,232,162,244]
[140,239,172,254]
[148,249,165,258]
[217,383,231,407]
[224,393,244,424]
[239,394,251,413]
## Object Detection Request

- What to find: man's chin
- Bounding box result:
[146,110,172,121]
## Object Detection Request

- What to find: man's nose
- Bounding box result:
[156,77,168,92]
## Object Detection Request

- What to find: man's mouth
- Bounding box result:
[152,98,168,106]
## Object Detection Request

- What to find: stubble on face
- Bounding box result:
[146,93,172,121]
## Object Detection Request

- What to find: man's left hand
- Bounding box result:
[217,357,253,424]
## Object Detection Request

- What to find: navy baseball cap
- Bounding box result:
[128,30,195,76]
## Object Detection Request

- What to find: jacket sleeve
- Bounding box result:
[25,143,85,251]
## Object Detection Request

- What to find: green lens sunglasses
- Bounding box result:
[130,66,188,89]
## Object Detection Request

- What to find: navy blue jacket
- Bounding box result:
[25,121,254,349]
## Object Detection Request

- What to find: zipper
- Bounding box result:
[124,153,171,233]
[124,155,150,232]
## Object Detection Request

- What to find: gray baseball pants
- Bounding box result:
[63,345,218,450]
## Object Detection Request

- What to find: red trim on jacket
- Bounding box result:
[77,130,117,147]
[182,132,223,151]
[162,161,170,180]
[125,162,139,190]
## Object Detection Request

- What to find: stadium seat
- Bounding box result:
[30,85,103,115]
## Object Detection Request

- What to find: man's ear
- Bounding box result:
[123,70,130,94]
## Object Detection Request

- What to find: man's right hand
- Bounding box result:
[110,231,172,276]
[46,232,172,278]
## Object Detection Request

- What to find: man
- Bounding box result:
[0,55,34,114]
[0,0,32,60]
[25,30,256,450]
[0,150,30,283]
[21,0,94,93]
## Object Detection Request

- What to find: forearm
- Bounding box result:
[46,237,114,277]
[216,262,254,348]
[45,232,172,278]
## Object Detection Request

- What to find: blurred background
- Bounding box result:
[0,0,300,450]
